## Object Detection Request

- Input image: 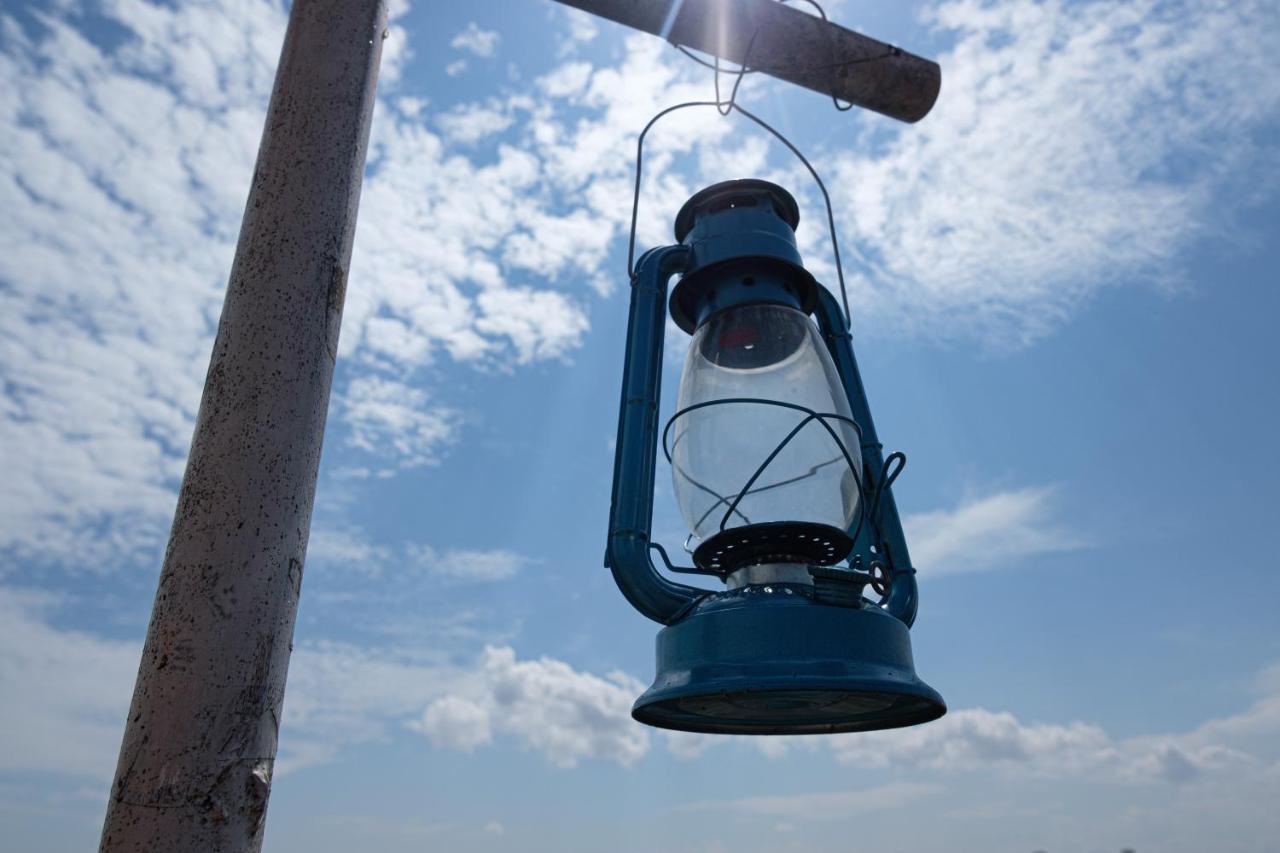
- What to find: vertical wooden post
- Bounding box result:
[100,1,387,849]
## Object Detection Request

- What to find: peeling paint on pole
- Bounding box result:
[99,1,387,850]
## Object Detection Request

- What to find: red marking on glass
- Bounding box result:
[719,325,760,350]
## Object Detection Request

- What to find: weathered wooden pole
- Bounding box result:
[99,1,387,849]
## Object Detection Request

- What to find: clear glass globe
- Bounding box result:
[670,303,862,543]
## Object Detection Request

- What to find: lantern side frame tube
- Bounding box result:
[606,245,707,625]
[813,288,920,627]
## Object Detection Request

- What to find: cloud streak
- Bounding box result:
[0,2,659,565]
[412,646,649,768]
[831,0,1280,345]
[0,588,138,780]
[450,23,500,59]
[3,580,1278,791]
[829,697,1274,787]
[682,782,942,821]
[903,485,1081,576]
[410,547,531,583]
[9,0,1269,572]
[341,375,460,469]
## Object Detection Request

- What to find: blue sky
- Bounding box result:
[2,0,1279,850]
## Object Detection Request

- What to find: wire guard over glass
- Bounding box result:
[664,397,864,574]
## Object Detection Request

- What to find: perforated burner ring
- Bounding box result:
[692,521,855,574]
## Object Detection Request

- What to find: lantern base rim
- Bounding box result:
[633,683,945,736]
[633,588,945,735]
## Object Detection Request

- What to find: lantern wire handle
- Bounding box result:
[626,101,853,330]
[867,451,906,544]
[626,0,909,583]
[626,99,717,280]
[626,0,893,329]
[648,540,705,576]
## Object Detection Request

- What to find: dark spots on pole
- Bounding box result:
[103,1,385,846]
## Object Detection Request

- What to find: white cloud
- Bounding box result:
[559,8,598,47]
[306,523,533,587]
[414,695,492,752]
[279,639,464,774]
[832,0,1280,345]
[305,526,392,576]
[474,286,592,364]
[450,22,500,58]
[0,553,521,784]
[0,584,648,777]
[830,708,1110,772]
[5,0,1273,586]
[304,813,449,844]
[903,486,1080,575]
[3,581,1278,792]
[411,646,649,768]
[0,2,286,568]
[0,588,138,780]
[537,60,592,99]
[0,1,620,568]
[683,782,941,821]
[341,375,460,468]
[444,58,467,77]
[0,582,636,778]
[396,94,427,118]
[288,642,651,773]
[664,729,721,760]
[0,2,756,568]
[829,699,1274,786]
[436,101,514,144]
[345,127,595,368]
[1256,662,1280,695]
[378,1,414,88]
[411,546,530,583]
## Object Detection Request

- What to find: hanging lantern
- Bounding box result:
[605,179,945,735]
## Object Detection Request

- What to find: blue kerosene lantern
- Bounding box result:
[606,179,945,734]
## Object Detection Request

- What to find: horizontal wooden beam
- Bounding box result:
[553,0,940,123]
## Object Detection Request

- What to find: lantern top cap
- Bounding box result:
[674,179,800,244]
[668,178,816,334]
